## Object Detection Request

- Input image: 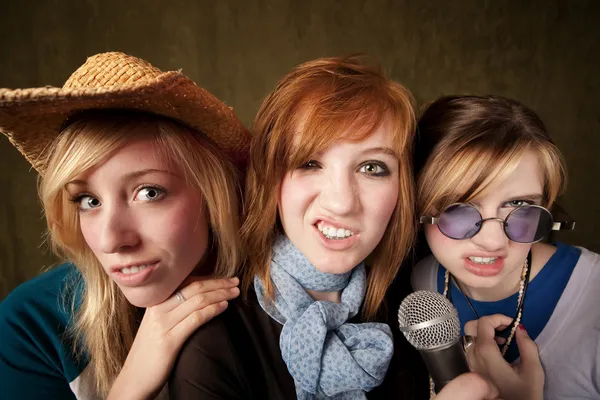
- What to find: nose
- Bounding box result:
[469,214,507,252]
[97,205,140,254]
[318,171,360,216]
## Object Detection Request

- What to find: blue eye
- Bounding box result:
[135,186,165,202]
[359,162,389,177]
[71,195,101,211]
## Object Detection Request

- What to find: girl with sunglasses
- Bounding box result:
[412,94,600,399]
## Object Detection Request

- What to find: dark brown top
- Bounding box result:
[169,271,429,399]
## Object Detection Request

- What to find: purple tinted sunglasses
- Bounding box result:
[420,203,575,243]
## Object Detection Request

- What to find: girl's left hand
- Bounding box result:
[464,314,545,400]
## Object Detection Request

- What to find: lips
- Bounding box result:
[110,261,159,287]
[110,259,159,274]
[464,257,504,277]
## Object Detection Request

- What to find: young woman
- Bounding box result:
[168,56,521,400]
[412,94,600,399]
[168,55,428,399]
[0,52,251,399]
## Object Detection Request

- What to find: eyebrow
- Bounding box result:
[505,194,544,203]
[361,146,398,158]
[66,168,177,188]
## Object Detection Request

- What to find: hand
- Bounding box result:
[107,276,240,400]
[464,314,545,400]
[435,372,499,400]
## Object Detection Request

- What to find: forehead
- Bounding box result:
[76,139,176,181]
[469,151,544,203]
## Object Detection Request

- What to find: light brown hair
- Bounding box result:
[241,56,416,320]
[39,110,243,396]
[415,95,567,217]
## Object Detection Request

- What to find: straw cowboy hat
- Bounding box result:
[0,51,250,173]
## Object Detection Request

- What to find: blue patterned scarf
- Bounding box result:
[254,235,394,399]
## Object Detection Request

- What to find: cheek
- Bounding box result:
[79,216,101,255]
[507,242,532,264]
[424,224,460,259]
[153,199,209,263]
[372,189,398,222]
[165,212,206,240]
[365,181,399,225]
[279,175,315,224]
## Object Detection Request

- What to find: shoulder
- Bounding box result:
[170,291,295,400]
[568,246,600,296]
[0,263,80,326]
[558,245,600,288]
[0,263,86,397]
[575,246,600,268]
[411,255,439,292]
[170,296,267,399]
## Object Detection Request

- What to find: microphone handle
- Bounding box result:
[419,340,470,393]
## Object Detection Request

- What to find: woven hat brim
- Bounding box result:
[0,71,250,173]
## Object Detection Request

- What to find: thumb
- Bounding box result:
[515,324,542,373]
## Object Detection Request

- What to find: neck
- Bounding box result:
[305,289,342,303]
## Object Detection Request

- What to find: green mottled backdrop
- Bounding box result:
[1,0,598,299]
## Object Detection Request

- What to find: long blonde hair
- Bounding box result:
[39,110,243,396]
[241,56,416,320]
[415,95,567,216]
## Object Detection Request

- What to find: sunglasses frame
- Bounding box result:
[420,203,576,243]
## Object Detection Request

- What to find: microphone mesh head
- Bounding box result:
[397,290,461,350]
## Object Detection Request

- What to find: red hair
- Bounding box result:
[241,56,416,319]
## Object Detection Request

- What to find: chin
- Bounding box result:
[461,274,503,289]
[122,290,170,308]
[124,297,152,308]
[312,259,358,275]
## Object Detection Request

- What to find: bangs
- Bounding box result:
[419,136,528,215]
[285,87,408,170]
[48,111,194,188]
[48,122,138,192]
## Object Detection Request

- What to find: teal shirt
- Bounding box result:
[0,263,88,399]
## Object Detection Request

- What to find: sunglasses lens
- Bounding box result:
[438,204,482,239]
[505,206,554,243]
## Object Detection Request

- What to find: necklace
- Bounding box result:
[429,252,532,397]
[444,251,531,356]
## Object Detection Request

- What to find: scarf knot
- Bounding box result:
[254,235,394,399]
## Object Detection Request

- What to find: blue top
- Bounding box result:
[436,243,581,362]
[0,263,87,399]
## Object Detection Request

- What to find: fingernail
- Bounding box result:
[230,287,240,294]
[518,324,527,333]
[230,277,239,284]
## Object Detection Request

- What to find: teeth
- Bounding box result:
[121,264,149,274]
[468,256,497,264]
[317,223,354,240]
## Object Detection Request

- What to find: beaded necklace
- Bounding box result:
[428,252,532,397]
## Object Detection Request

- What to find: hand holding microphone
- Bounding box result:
[464,314,545,400]
[398,291,544,400]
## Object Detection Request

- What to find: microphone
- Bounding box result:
[397,290,469,393]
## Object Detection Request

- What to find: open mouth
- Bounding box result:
[119,264,152,274]
[467,256,498,265]
[316,222,355,240]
